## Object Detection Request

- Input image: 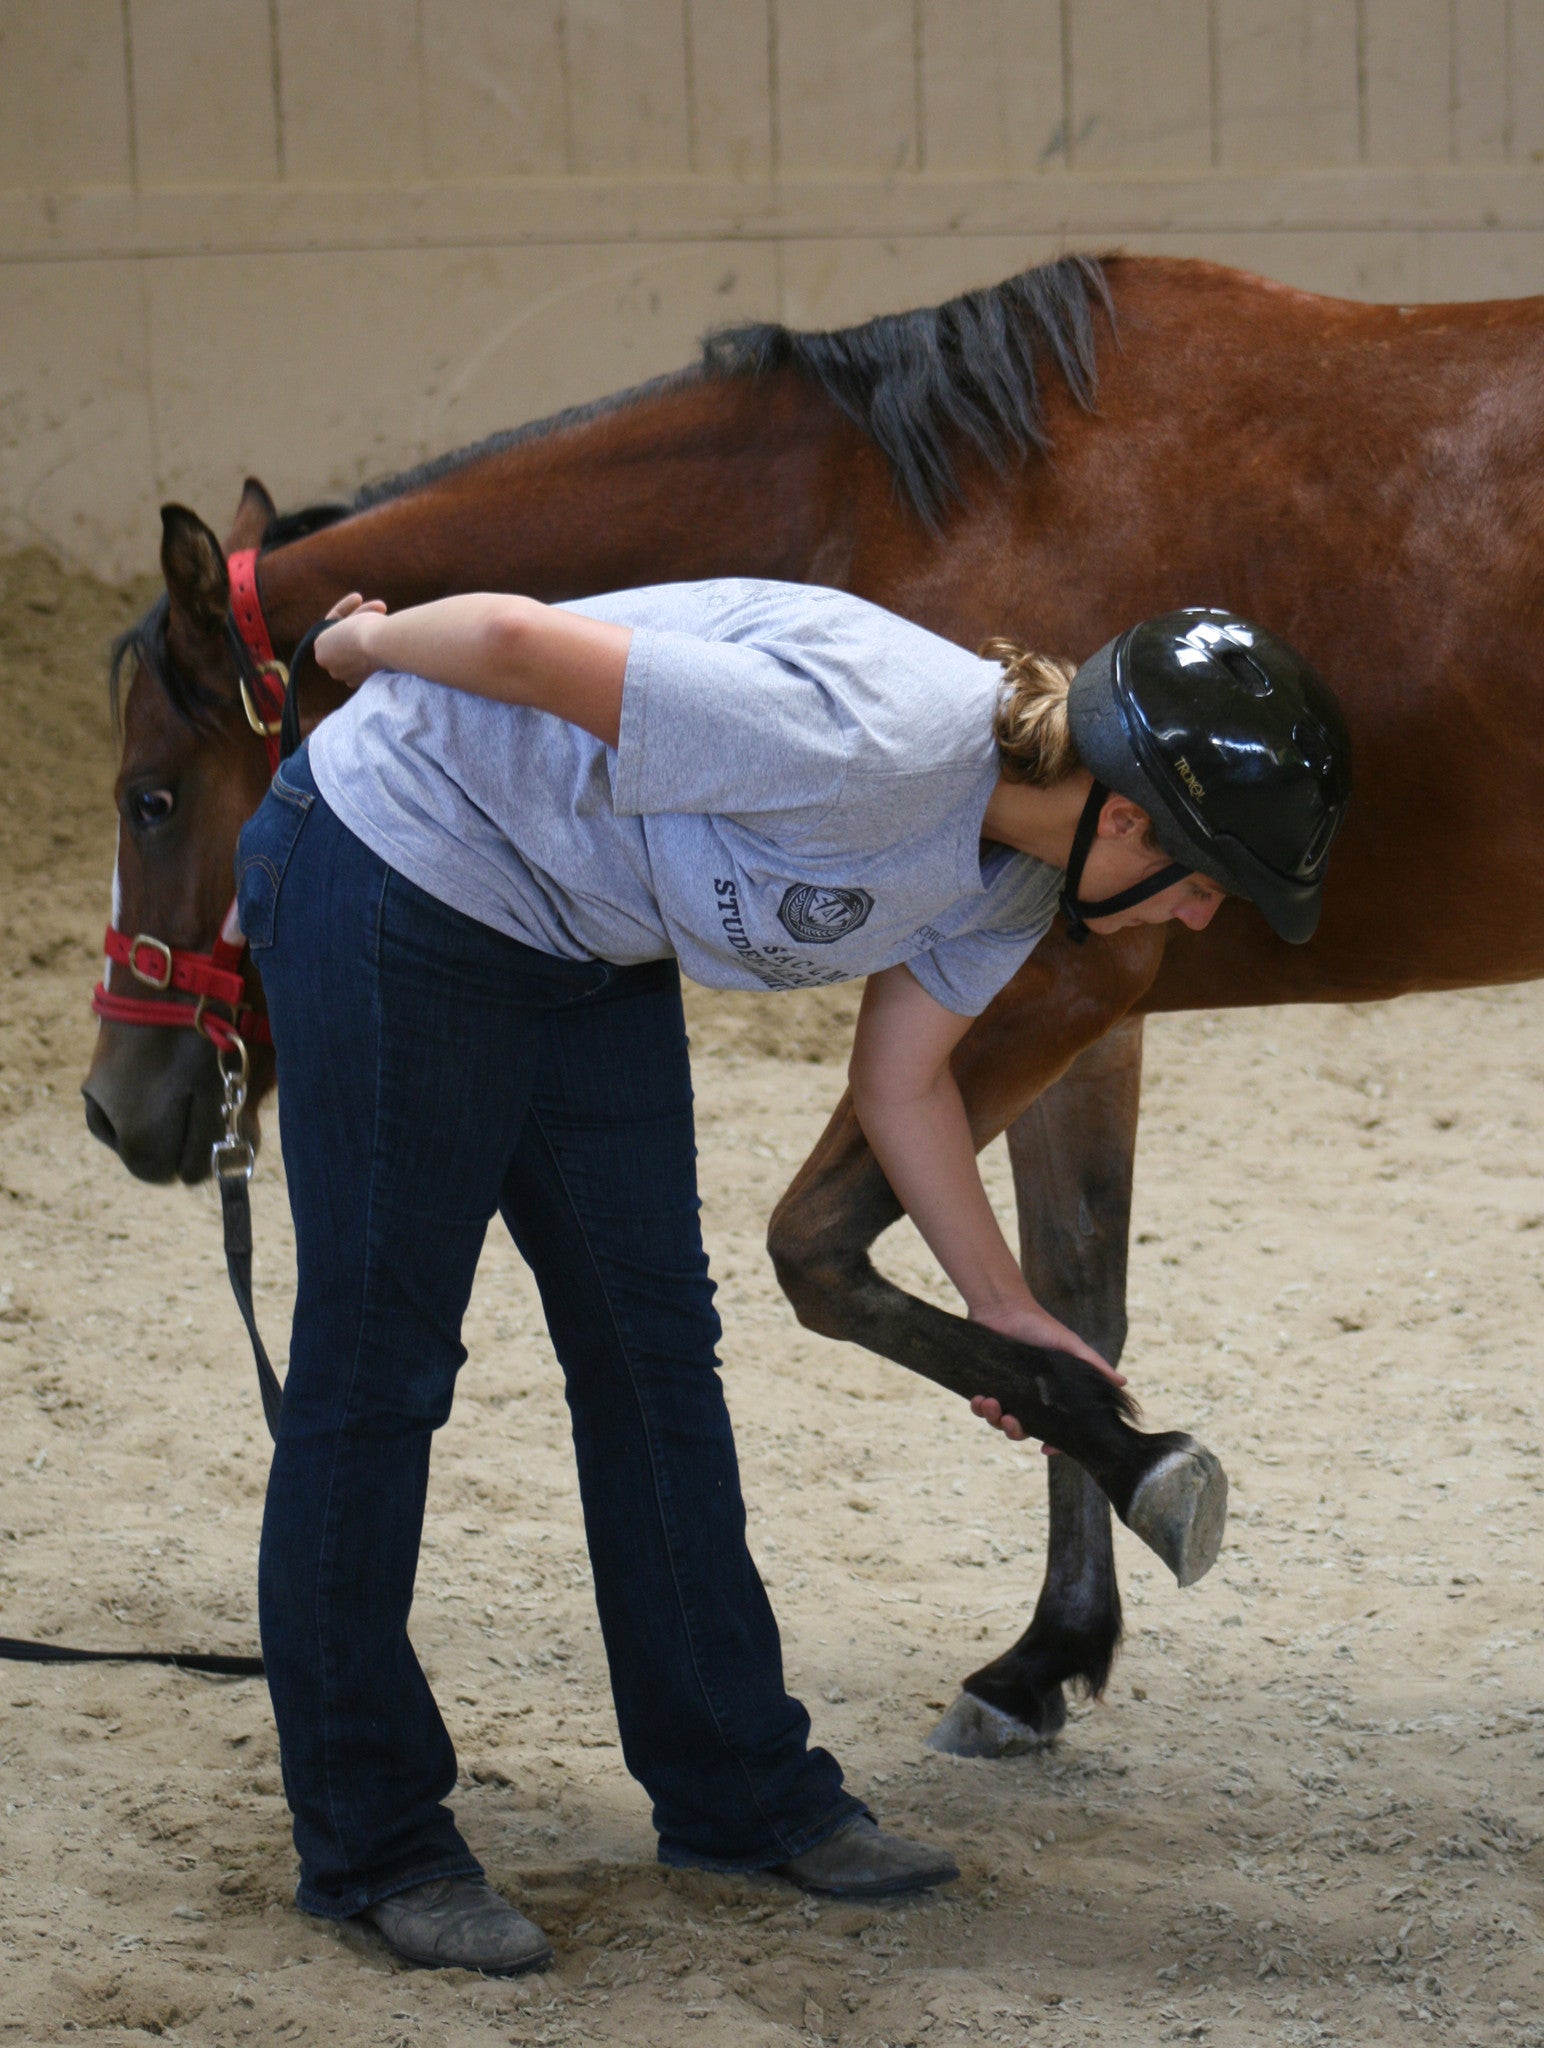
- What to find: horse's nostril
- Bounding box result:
[81,1087,120,1154]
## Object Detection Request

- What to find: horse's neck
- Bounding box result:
[257,372,856,649]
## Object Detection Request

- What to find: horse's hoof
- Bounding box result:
[1124,1437,1228,1587]
[924,1690,1062,1758]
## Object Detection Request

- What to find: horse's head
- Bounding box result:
[82,483,281,1182]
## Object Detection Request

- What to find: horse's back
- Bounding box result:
[860,256,1544,1011]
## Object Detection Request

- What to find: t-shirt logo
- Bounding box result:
[777,883,874,945]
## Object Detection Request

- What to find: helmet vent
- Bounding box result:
[1216,645,1272,699]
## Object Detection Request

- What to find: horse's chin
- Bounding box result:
[81,1029,253,1185]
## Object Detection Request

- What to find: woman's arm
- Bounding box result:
[314,592,631,747]
[849,963,1124,1439]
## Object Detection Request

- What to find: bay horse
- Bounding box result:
[83,252,1544,1760]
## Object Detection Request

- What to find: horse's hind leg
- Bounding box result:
[927,1019,1141,1758]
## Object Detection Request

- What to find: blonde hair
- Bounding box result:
[983,639,1081,786]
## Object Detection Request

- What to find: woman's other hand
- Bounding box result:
[316,593,389,690]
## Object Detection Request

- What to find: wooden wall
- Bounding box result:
[3,1,1542,572]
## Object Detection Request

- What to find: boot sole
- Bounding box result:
[776,1860,961,1900]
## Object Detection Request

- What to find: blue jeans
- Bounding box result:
[236,747,860,1919]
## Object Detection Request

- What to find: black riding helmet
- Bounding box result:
[1058,609,1352,945]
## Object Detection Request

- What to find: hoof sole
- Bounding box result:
[1125,1438,1228,1587]
[924,1691,1061,1758]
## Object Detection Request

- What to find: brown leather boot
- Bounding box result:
[361,1876,552,1974]
[775,1818,960,1899]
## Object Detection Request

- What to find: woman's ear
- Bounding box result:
[1097,793,1152,842]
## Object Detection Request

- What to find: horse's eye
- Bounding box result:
[129,787,175,829]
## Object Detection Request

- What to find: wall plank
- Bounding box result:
[1114,227,1423,300]
[776,0,919,173]
[0,261,156,560]
[1068,0,1213,170]
[0,0,133,190]
[565,0,691,174]
[780,234,1063,331]
[275,0,423,184]
[1215,0,1359,169]
[1420,227,1544,298]
[139,243,778,516]
[420,0,569,177]
[686,0,773,177]
[1362,0,1449,164]
[130,0,279,186]
[920,0,1064,175]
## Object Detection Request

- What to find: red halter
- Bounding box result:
[91,548,283,1053]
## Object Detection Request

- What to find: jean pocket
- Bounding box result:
[235,776,314,953]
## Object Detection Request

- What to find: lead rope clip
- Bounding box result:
[210,1034,255,1184]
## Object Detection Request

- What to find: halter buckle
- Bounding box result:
[240,663,288,739]
[128,935,174,990]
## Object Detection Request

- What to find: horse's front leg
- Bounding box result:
[767,934,1225,1591]
[928,1018,1141,1758]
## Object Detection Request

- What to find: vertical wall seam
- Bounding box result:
[1503,0,1515,162]
[1354,0,1368,164]
[1448,0,1459,163]
[136,263,162,503]
[119,0,139,193]
[912,0,926,173]
[1207,0,1220,171]
[682,0,699,175]
[1060,0,1074,170]
[767,0,781,180]
[267,0,286,181]
[413,0,430,180]
[557,2,576,177]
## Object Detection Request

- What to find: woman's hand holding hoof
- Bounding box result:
[968,1302,1123,1448]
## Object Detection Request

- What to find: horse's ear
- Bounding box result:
[160,504,229,635]
[226,477,277,554]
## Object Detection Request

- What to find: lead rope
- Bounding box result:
[211,614,336,1442]
[212,614,335,1444]
[213,1035,284,1439]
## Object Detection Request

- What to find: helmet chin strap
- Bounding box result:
[1059,780,1193,944]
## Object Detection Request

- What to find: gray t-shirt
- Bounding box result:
[307,579,1061,1016]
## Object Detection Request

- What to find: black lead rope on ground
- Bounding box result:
[0,1637,263,1678]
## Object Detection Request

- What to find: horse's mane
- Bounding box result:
[265,252,1113,545]
[702,252,1111,527]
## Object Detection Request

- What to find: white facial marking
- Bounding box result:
[106,826,123,978]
